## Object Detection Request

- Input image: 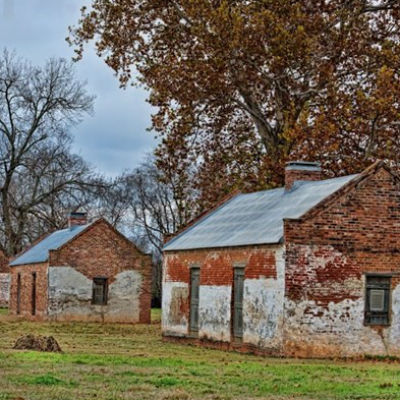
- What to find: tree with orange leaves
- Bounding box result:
[69,0,400,210]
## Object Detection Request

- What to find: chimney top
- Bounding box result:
[285,161,322,190]
[68,211,88,229]
[285,161,321,171]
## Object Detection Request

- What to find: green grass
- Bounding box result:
[0,309,399,399]
[0,308,8,316]
[151,307,161,323]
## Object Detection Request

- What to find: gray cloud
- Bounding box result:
[0,0,156,176]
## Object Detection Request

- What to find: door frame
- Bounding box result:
[232,262,246,340]
[189,263,200,335]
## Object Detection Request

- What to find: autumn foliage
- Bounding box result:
[69,0,400,211]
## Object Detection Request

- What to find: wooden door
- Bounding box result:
[233,268,244,338]
[189,268,200,332]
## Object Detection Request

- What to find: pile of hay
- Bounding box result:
[13,334,62,353]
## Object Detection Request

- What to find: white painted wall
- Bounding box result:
[284,277,400,357]
[48,266,143,323]
[243,246,285,350]
[199,285,231,341]
[162,246,286,349]
[162,281,189,336]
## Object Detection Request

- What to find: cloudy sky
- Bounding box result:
[0,0,156,176]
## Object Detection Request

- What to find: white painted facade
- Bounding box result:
[283,281,400,358]
[243,247,285,350]
[162,281,189,336]
[199,285,232,341]
[162,246,286,351]
[163,244,400,358]
[48,266,143,323]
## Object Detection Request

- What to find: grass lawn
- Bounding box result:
[0,309,399,399]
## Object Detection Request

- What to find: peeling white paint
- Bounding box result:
[162,246,286,347]
[243,246,285,349]
[162,245,400,357]
[162,281,189,336]
[199,285,231,342]
[48,266,142,323]
[0,273,10,307]
[284,281,400,357]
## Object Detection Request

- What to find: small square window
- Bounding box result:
[365,276,390,325]
[92,277,108,305]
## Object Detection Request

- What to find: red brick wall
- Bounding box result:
[165,246,278,285]
[50,220,152,323]
[9,263,48,319]
[285,167,400,305]
[283,166,400,357]
[285,169,323,190]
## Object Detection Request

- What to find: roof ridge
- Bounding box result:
[240,173,358,197]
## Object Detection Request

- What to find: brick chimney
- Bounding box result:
[285,161,322,190]
[68,211,88,228]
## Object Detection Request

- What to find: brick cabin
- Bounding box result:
[9,213,152,323]
[0,250,10,307]
[162,161,400,358]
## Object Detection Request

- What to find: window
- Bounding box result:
[189,266,200,333]
[92,277,108,305]
[365,275,391,325]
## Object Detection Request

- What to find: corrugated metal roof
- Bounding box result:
[10,224,90,266]
[163,174,358,251]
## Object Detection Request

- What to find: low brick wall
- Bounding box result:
[0,273,10,307]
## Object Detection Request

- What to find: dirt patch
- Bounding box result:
[13,334,62,352]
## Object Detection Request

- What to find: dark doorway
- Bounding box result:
[31,272,36,316]
[16,273,21,315]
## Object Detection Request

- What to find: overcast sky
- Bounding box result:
[0,0,156,177]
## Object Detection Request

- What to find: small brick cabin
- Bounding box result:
[9,213,152,323]
[162,161,400,358]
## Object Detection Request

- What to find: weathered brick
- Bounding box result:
[9,219,152,323]
[163,162,400,358]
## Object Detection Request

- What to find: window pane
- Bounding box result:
[92,278,107,305]
[369,289,385,312]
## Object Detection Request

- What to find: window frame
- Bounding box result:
[92,277,108,306]
[364,273,391,326]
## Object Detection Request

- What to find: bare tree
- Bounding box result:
[107,158,195,303]
[126,158,194,254]
[0,50,94,255]
[91,175,132,230]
